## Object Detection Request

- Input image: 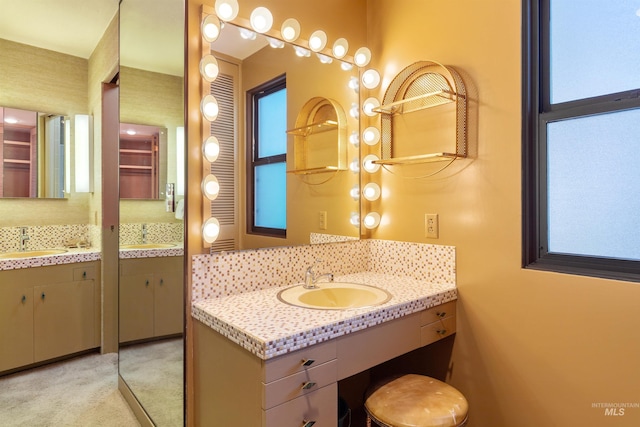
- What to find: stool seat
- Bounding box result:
[364,374,468,427]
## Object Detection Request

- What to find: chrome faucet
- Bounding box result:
[19,227,30,252]
[141,223,148,244]
[304,259,334,289]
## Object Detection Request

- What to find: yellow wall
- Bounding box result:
[367,0,640,426]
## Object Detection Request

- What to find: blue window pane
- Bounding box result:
[550,1,640,103]
[255,162,286,229]
[258,89,287,158]
[547,109,640,260]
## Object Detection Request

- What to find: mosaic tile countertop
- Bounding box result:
[0,248,101,271]
[192,271,458,360]
[118,243,184,259]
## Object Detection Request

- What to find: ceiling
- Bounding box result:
[0,0,184,77]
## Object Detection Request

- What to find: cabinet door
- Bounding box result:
[154,269,184,337]
[119,273,154,343]
[33,280,96,362]
[0,284,34,372]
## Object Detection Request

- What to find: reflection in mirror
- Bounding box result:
[1,107,66,199]
[207,21,360,251]
[118,0,184,425]
[119,123,167,199]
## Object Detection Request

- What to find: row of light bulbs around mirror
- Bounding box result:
[200,0,384,243]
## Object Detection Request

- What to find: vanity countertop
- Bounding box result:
[192,271,457,360]
[0,248,101,271]
[118,244,184,259]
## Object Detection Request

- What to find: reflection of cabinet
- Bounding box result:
[119,257,183,343]
[286,97,347,175]
[1,108,38,197]
[372,61,467,168]
[194,301,456,426]
[0,262,100,373]
[119,130,159,199]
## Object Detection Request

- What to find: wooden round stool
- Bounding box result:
[364,374,468,427]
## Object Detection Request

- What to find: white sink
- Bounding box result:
[0,249,68,259]
[277,282,392,310]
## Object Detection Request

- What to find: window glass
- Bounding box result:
[547,109,640,260]
[257,89,287,158]
[550,1,640,103]
[254,162,286,229]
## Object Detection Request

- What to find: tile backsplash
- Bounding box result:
[192,239,456,303]
[119,222,183,245]
[0,224,91,252]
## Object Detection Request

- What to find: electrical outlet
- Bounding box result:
[425,213,439,238]
[319,211,328,230]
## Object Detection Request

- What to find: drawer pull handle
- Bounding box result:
[302,420,316,427]
[21,295,27,303]
[160,279,164,285]
[437,311,446,318]
[437,329,447,336]
[301,381,317,390]
[301,359,315,367]
[41,292,46,300]
[145,280,149,287]
[83,271,87,279]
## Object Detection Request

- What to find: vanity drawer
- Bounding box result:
[73,265,96,281]
[263,382,337,427]
[420,300,456,325]
[263,339,336,383]
[262,359,337,409]
[421,315,456,346]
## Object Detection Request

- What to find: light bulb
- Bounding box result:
[363,212,381,229]
[349,131,359,146]
[201,15,221,42]
[354,47,371,67]
[309,30,327,52]
[250,7,273,33]
[349,159,360,173]
[362,69,381,89]
[201,95,219,121]
[349,103,359,119]
[350,185,360,200]
[215,0,239,21]
[350,212,360,226]
[362,127,380,146]
[317,53,333,64]
[239,27,257,40]
[281,18,300,42]
[202,175,220,200]
[363,183,381,201]
[202,217,221,243]
[202,136,220,162]
[293,45,311,57]
[267,37,285,48]
[362,154,381,173]
[332,38,349,59]
[362,97,380,116]
[341,62,354,71]
[348,76,359,91]
[200,55,219,82]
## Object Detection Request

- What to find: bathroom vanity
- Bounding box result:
[0,257,101,373]
[192,271,456,426]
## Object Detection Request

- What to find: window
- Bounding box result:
[523,0,640,281]
[247,75,287,237]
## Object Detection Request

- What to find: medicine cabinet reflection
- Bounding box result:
[119,123,167,199]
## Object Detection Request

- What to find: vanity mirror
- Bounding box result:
[0,107,67,198]
[204,19,361,250]
[119,123,168,200]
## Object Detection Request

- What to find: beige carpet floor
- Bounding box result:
[0,352,140,427]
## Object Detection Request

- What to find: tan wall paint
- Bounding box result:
[367,1,640,426]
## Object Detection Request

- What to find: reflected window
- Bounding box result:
[247,75,286,236]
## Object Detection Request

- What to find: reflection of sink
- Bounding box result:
[0,249,68,259]
[120,243,176,249]
[277,282,392,310]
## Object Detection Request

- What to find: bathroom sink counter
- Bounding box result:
[0,248,100,271]
[118,243,184,259]
[192,271,457,360]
